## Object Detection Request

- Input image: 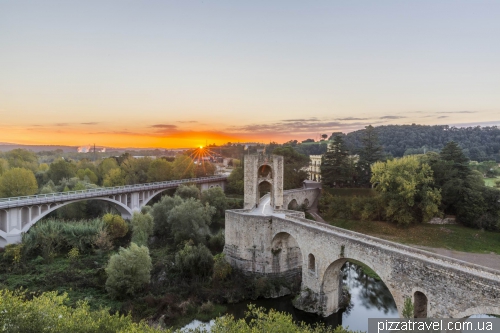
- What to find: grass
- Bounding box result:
[328,219,500,255]
[484,177,499,187]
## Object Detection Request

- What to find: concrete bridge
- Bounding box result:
[224,154,500,318]
[0,175,227,247]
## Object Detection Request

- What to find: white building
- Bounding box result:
[308,155,322,182]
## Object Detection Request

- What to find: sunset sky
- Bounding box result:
[1,1,499,148]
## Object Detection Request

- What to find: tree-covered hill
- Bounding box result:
[342,125,500,161]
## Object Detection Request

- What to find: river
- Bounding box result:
[182,261,398,332]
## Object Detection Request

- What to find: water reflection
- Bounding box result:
[181,262,398,332]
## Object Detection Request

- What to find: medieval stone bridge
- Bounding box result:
[224,154,500,318]
[0,175,227,247]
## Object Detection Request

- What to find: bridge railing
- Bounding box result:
[0,176,227,209]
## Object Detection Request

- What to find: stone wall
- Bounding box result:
[224,209,500,318]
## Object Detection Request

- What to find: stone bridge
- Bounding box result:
[0,175,227,247]
[224,154,500,318]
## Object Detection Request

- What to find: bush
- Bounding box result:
[131,212,154,246]
[22,219,103,258]
[105,243,152,299]
[212,253,232,281]
[175,184,200,200]
[168,198,215,246]
[3,244,23,264]
[0,289,163,333]
[103,213,128,240]
[208,230,225,253]
[201,187,228,221]
[175,242,214,278]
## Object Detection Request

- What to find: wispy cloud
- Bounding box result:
[81,122,99,125]
[379,116,406,120]
[55,123,69,127]
[337,117,369,121]
[177,120,198,123]
[438,116,448,119]
[150,124,178,129]
[436,111,477,114]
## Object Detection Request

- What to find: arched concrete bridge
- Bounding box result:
[0,175,226,247]
[224,154,500,318]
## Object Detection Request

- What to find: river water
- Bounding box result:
[182,262,398,332]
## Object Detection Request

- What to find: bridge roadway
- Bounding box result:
[0,175,227,247]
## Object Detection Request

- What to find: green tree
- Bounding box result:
[147,158,173,182]
[98,158,120,182]
[172,155,195,179]
[402,296,414,319]
[121,157,152,185]
[321,135,353,188]
[152,195,184,237]
[168,197,215,245]
[357,125,383,186]
[273,146,310,189]
[226,166,244,195]
[0,167,38,197]
[105,243,152,299]
[130,212,154,246]
[4,148,38,172]
[195,161,217,177]
[0,158,8,176]
[371,156,441,225]
[76,168,98,184]
[201,187,228,222]
[175,242,214,278]
[103,168,126,187]
[47,158,76,184]
[175,184,200,200]
[103,213,129,240]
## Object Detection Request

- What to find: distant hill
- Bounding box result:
[0,144,78,152]
[343,124,500,162]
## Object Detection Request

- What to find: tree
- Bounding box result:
[172,155,195,179]
[357,125,383,186]
[103,168,125,187]
[4,149,38,172]
[226,167,244,195]
[371,156,441,225]
[105,243,152,299]
[102,213,128,240]
[0,158,8,176]
[174,242,214,278]
[321,135,353,188]
[98,158,120,182]
[273,146,310,190]
[168,197,215,245]
[47,158,76,184]
[175,184,200,199]
[195,161,216,177]
[402,296,414,319]
[121,157,152,185]
[0,167,38,197]
[201,186,228,222]
[147,158,173,182]
[76,168,98,184]
[152,195,184,237]
[130,212,154,246]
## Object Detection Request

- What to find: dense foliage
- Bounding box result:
[343,124,500,161]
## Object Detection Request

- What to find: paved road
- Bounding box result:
[415,246,500,272]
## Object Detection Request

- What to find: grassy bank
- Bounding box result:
[328,219,500,254]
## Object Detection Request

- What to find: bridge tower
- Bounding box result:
[244,154,284,210]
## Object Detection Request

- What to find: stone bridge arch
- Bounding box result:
[271,232,303,275]
[320,257,400,317]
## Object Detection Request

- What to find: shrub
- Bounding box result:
[105,243,152,299]
[212,253,232,281]
[22,219,103,258]
[3,243,23,264]
[67,247,80,262]
[131,212,154,246]
[201,187,228,221]
[103,213,128,239]
[402,296,414,319]
[174,242,214,278]
[208,230,225,253]
[168,198,215,246]
[0,289,163,333]
[93,229,114,251]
